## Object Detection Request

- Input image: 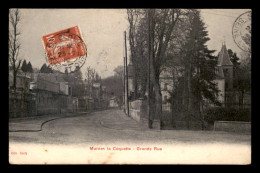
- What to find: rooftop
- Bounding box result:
[217,43,233,66]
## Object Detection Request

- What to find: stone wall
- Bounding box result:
[214,121,251,133]
[129,99,161,130]
[129,99,147,122]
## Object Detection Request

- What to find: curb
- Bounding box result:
[9,112,84,132]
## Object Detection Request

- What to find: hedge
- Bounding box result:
[203,107,251,124]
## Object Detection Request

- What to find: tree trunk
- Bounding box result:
[241,90,244,108]
[134,73,138,99]
[154,79,162,121]
[187,63,193,129]
[187,63,193,111]
[171,96,176,128]
[13,69,17,118]
[199,101,206,130]
[183,64,191,129]
[149,9,162,128]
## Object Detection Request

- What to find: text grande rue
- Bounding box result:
[89,147,162,151]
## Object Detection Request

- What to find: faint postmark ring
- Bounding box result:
[232,11,251,52]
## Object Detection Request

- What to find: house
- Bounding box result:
[214,42,234,107]
[159,56,183,112]
[159,68,174,112]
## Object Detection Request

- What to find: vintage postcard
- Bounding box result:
[9,9,251,164]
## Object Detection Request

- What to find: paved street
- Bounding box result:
[9,108,251,164]
[9,108,251,145]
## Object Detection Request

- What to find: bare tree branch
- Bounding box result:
[9,8,22,89]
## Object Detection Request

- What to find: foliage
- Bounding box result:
[113,65,124,81]
[39,63,53,73]
[179,10,220,110]
[102,74,123,98]
[127,9,192,123]
[27,62,33,73]
[21,60,27,72]
[228,49,240,67]
[84,66,101,98]
[227,49,251,106]
[21,60,33,73]
[233,58,251,106]
[65,67,85,97]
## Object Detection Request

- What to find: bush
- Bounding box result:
[204,107,251,124]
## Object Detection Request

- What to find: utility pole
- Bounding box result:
[147,10,152,128]
[123,53,126,113]
[125,31,130,117]
[123,33,126,113]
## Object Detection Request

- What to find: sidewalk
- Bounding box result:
[9,112,84,131]
[98,108,151,131]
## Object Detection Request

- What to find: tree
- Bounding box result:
[178,10,220,129]
[127,9,142,98]
[69,67,84,97]
[226,50,251,107]
[113,65,124,96]
[127,10,149,97]
[9,9,22,118]
[9,9,22,89]
[40,63,53,73]
[21,60,33,77]
[127,9,192,128]
[228,49,240,80]
[27,61,33,73]
[85,66,98,97]
[233,52,251,107]
[21,60,27,72]
[228,49,240,67]
[114,66,124,81]
[102,75,124,99]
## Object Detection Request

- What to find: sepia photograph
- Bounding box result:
[8,8,251,164]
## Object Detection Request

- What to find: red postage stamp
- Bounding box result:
[42,26,87,72]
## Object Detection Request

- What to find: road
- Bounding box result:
[9,108,251,164]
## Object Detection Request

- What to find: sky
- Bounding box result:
[16,9,250,79]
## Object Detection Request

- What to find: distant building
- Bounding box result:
[159,56,183,112]
[29,73,75,116]
[214,43,234,107]
[159,68,174,112]
[84,81,108,110]
[109,96,118,108]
